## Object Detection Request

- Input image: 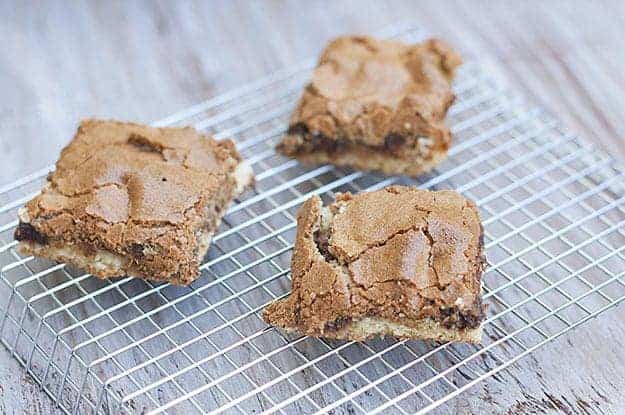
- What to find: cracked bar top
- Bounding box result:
[263,186,486,343]
[277,36,462,177]
[14,119,254,285]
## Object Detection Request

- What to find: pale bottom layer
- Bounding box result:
[280,316,482,344]
[288,147,448,177]
[17,228,214,284]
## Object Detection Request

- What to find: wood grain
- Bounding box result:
[0,1,624,414]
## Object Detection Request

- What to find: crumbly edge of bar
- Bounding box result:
[277,130,447,177]
[15,161,254,285]
[277,314,482,343]
[16,233,211,285]
[283,141,448,176]
[17,211,217,285]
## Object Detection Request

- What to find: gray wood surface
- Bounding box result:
[1,1,625,414]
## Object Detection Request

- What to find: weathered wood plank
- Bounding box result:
[0,1,624,414]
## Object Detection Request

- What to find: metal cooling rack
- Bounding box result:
[1,24,625,414]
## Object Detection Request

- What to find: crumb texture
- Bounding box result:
[277,36,462,176]
[263,186,486,342]
[15,119,251,284]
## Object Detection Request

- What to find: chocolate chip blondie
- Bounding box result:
[14,119,254,285]
[277,36,462,177]
[263,186,485,343]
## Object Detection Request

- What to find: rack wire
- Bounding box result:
[1,24,625,414]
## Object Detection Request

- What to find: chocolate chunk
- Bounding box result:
[14,222,47,245]
[439,301,485,330]
[127,133,163,153]
[128,243,144,258]
[458,311,483,329]
[384,133,406,153]
[325,316,351,331]
[459,299,486,329]
[310,134,344,155]
[314,229,335,262]
[287,123,309,136]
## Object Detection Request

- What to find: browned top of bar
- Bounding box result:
[263,186,485,338]
[15,119,243,284]
[282,36,461,150]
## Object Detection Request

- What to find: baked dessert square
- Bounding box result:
[277,36,462,177]
[14,119,254,285]
[263,186,486,343]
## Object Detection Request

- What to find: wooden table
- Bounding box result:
[1,1,624,413]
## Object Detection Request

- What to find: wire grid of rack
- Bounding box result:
[1,24,625,415]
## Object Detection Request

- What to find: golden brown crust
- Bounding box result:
[14,119,254,285]
[263,186,486,343]
[277,36,462,177]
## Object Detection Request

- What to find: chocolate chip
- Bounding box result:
[458,310,482,329]
[14,222,47,245]
[289,123,344,155]
[314,229,335,262]
[438,298,484,330]
[325,316,351,331]
[458,298,486,328]
[127,133,162,153]
[440,307,454,317]
[384,133,406,152]
[287,123,309,136]
[128,243,144,258]
[310,135,335,153]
